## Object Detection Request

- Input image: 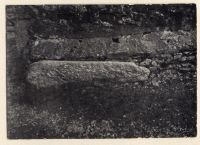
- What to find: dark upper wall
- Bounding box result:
[28,5,196,28]
[7,5,196,39]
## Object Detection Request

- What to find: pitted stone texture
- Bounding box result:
[27,61,150,88]
[31,31,195,61]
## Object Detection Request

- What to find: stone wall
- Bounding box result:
[6,6,34,103]
[7,5,197,138]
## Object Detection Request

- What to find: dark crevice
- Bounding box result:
[112,37,120,43]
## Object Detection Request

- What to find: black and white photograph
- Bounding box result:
[6,4,197,139]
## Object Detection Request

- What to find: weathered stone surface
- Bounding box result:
[31,31,195,61]
[31,20,153,39]
[27,61,150,88]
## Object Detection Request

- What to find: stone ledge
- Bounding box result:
[31,31,195,61]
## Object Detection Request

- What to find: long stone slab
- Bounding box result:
[27,61,150,88]
[31,31,195,61]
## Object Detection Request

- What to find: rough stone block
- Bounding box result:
[27,60,150,88]
[31,31,195,61]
